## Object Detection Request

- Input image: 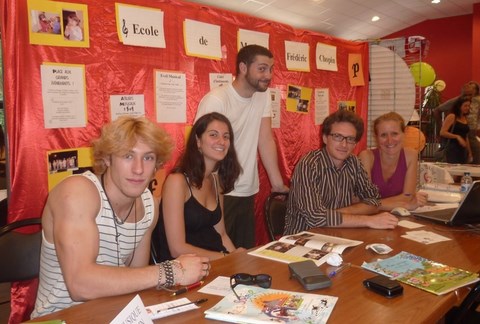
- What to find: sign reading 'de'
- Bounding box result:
[184,19,221,60]
[316,43,338,71]
[115,3,165,48]
[285,41,310,72]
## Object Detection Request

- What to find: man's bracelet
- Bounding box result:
[156,260,175,290]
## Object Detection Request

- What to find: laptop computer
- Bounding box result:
[413,180,480,226]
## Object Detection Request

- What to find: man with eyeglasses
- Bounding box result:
[283,110,398,235]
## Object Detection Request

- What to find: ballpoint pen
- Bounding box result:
[171,280,204,296]
[156,298,208,313]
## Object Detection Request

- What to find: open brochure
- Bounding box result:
[204,285,337,324]
[362,251,479,295]
[249,231,363,266]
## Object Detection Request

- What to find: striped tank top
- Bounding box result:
[32,171,154,318]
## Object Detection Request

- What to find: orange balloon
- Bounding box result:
[404,126,426,152]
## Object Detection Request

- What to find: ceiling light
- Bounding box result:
[372,16,380,22]
[432,0,440,3]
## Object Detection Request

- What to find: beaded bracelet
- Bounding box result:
[156,260,175,290]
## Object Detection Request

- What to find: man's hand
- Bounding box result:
[271,184,289,193]
[175,254,210,285]
[367,212,399,229]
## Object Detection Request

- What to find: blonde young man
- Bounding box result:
[32,117,209,317]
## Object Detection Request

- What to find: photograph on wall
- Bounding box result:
[48,149,79,174]
[286,84,313,114]
[28,0,89,47]
[47,147,93,191]
[337,101,356,112]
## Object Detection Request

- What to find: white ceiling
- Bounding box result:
[184,0,477,41]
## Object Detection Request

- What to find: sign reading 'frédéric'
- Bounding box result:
[285,41,310,72]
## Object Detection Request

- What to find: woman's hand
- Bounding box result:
[457,136,467,148]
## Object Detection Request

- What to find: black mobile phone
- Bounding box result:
[288,260,331,291]
[363,275,403,298]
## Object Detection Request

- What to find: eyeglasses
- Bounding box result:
[230,273,272,300]
[329,133,357,144]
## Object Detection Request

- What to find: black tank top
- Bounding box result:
[153,173,227,262]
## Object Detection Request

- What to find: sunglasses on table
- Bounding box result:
[230,273,272,300]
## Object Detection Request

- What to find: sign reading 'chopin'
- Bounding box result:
[316,43,338,71]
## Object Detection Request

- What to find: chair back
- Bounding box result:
[264,192,288,242]
[0,218,42,283]
[445,281,480,324]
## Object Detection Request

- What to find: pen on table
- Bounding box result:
[171,280,204,296]
[156,298,208,313]
[328,263,351,278]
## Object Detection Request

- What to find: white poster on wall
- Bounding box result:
[316,43,338,71]
[315,88,329,125]
[285,41,310,72]
[270,88,281,128]
[41,63,87,129]
[209,73,232,90]
[155,70,186,123]
[110,94,145,120]
[115,3,165,48]
[237,29,269,50]
[184,19,221,60]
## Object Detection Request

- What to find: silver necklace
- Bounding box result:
[100,173,137,266]
[101,173,135,225]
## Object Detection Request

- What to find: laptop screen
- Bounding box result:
[450,180,480,225]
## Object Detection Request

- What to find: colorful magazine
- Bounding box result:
[248,231,363,266]
[204,285,337,324]
[362,251,479,295]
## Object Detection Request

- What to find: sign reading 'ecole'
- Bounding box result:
[116,3,166,48]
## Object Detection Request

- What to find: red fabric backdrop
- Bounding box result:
[1,0,368,321]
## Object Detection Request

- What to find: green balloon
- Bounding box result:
[409,62,436,87]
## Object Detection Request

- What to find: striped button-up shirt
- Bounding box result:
[284,148,380,235]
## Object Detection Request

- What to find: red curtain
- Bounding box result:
[1,0,368,321]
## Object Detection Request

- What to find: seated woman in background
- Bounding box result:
[439,96,472,164]
[359,112,427,211]
[153,112,245,262]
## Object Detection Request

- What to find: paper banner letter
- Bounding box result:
[348,53,365,87]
